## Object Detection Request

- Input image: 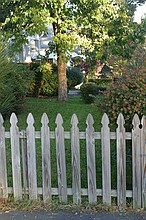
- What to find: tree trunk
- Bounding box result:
[57,53,68,101]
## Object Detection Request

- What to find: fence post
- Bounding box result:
[21,130,28,192]
[41,113,51,202]
[117,113,126,207]
[26,113,37,200]
[10,113,22,200]
[0,114,8,200]
[101,113,111,206]
[132,114,141,208]
[86,114,97,204]
[55,114,67,203]
[71,114,81,204]
[141,116,146,208]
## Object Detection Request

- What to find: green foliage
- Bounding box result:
[66,67,83,89]
[125,0,146,16]
[88,78,112,87]
[99,46,146,129]
[75,1,146,66]
[80,83,106,104]
[40,63,58,96]
[107,18,146,60]
[1,0,146,101]
[0,35,33,117]
[1,0,145,62]
[29,62,42,97]
[29,62,58,97]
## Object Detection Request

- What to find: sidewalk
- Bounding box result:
[0,210,146,220]
[68,89,81,96]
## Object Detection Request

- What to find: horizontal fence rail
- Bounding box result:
[0,113,145,208]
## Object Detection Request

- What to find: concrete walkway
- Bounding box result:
[68,89,81,96]
[0,210,146,220]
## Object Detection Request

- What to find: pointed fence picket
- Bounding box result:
[101,113,111,205]
[71,114,81,204]
[41,113,51,202]
[141,116,146,208]
[10,113,22,200]
[116,113,126,207]
[132,114,142,208]
[0,112,145,209]
[55,114,67,203]
[26,113,37,200]
[86,114,96,204]
[0,114,8,200]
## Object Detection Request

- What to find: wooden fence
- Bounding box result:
[0,112,145,208]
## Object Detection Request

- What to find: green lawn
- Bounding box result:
[5,95,104,189]
[4,95,132,195]
[4,95,102,130]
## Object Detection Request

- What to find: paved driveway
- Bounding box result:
[0,210,146,220]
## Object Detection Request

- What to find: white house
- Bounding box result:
[16,25,82,66]
[16,26,56,63]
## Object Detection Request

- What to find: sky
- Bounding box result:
[134,2,146,23]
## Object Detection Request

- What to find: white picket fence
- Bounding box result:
[0,113,145,208]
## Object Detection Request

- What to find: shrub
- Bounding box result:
[66,67,83,89]
[88,78,112,87]
[0,35,32,117]
[99,46,146,129]
[28,62,42,97]
[29,62,58,97]
[17,63,35,95]
[80,83,106,104]
[40,63,58,96]
[0,63,34,117]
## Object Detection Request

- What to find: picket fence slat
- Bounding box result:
[21,130,28,191]
[41,113,52,202]
[10,113,22,200]
[101,113,111,205]
[141,116,146,208]
[86,114,97,204]
[132,114,141,208]
[55,114,67,203]
[0,112,145,208]
[117,113,126,207]
[26,113,37,200]
[71,114,81,204]
[0,114,8,199]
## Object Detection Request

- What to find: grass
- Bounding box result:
[4,95,103,188]
[4,95,102,130]
[0,196,132,213]
[3,95,132,206]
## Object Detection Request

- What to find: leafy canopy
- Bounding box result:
[1,0,145,60]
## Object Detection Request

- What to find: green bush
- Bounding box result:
[88,78,112,87]
[99,46,146,129]
[29,62,42,97]
[80,83,106,104]
[0,35,32,117]
[29,62,58,97]
[17,63,35,96]
[40,63,58,96]
[0,64,34,117]
[66,67,83,89]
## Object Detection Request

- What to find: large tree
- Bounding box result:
[0,0,145,101]
[70,0,146,68]
[126,0,146,16]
